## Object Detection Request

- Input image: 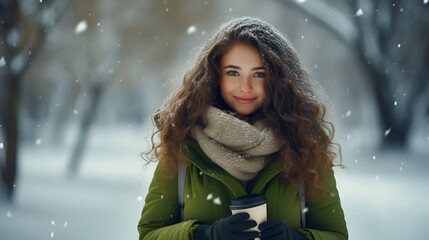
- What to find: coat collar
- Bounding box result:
[185,137,284,197]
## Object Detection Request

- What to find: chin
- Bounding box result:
[235,109,254,116]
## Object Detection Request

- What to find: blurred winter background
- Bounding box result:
[0,0,428,239]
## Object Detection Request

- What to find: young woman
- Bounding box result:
[138,17,348,240]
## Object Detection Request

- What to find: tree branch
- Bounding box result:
[279,0,359,47]
[13,0,71,78]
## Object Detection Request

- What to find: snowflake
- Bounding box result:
[0,56,6,67]
[302,207,309,214]
[207,193,213,200]
[75,20,87,34]
[345,110,351,118]
[213,197,222,205]
[187,26,197,35]
[384,128,391,136]
[356,8,364,17]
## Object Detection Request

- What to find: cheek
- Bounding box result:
[220,78,231,95]
[257,81,266,97]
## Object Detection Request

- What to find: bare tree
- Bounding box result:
[68,79,106,177]
[0,0,69,200]
[282,0,429,148]
[66,0,217,175]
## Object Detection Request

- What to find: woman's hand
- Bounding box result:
[212,212,259,240]
[258,219,306,240]
[195,212,259,240]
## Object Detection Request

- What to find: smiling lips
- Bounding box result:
[234,96,257,104]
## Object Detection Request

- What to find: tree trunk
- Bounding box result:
[67,81,104,177]
[1,74,20,200]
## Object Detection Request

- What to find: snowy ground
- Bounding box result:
[1,126,428,240]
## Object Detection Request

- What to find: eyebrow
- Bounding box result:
[223,65,266,70]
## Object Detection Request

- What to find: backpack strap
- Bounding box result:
[299,182,306,228]
[178,162,187,222]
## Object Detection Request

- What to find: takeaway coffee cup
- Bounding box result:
[229,194,268,239]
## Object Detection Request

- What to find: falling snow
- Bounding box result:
[137,195,143,202]
[213,197,221,205]
[35,139,42,145]
[207,193,213,200]
[0,142,3,149]
[346,110,351,118]
[302,207,309,214]
[187,25,197,35]
[0,56,6,67]
[75,20,87,34]
[7,211,13,218]
[355,8,364,16]
[384,128,391,136]
[51,220,55,225]
[425,0,428,4]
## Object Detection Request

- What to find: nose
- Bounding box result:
[239,76,252,93]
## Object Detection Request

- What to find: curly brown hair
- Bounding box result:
[146,16,343,199]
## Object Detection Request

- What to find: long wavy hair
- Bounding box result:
[146,16,342,199]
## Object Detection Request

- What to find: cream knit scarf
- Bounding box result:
[191,106,283,182]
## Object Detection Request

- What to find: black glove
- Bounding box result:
[259,219,306,240]
[194,212,259,240]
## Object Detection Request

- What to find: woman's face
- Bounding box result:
[219,43,267,116]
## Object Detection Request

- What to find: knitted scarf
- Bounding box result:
[191,106,283,182]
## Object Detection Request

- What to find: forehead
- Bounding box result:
[220,43,264,67]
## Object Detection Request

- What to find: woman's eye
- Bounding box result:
[254,72,265,78]
[226,71,239,76]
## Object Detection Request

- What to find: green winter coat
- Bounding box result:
[138,138,348,240]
